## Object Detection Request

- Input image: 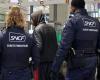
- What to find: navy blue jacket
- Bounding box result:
[52,9,100,73]
[0,26,40,70]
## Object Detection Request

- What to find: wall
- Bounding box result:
[57,4,68,24]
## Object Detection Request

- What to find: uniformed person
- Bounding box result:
[51,0,100,80]
[97,25,100,80]
[31,11,58,80]
[0,6,40,80]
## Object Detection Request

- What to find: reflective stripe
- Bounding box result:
[71,48,76,55]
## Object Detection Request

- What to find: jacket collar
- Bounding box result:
[7,25,24,31]
[74,8,88,16]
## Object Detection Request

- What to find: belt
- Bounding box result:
[72,48,97,57]
[75,49,95,54]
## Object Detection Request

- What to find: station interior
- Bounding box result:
[0,0,100,35]
[0,0,99,32]
[0,0,100,80]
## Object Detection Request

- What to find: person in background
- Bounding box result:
[31,10,58,80]
[0,5,40,80]
[51,0,100,80]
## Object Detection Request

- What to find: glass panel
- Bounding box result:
[99,9,100,17]
[91,4,94,11]
[86,3,100,18]
[92,13,96,17]
[0,14,5,21]
[27,15,30,21]
[96,13,99,17]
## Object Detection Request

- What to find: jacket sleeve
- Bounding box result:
[97,22,100,55]
[96,22,100,70]
[51,19,75,73]
[34,28,42,50]
[31,35,40,70]
[0,31,3,73]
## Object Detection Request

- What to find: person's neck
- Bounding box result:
[75,9,80,13]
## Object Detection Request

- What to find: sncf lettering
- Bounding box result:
[84,21,95,27]
[9,32,26,42]
[82,18,96,27]
[10,36,25,41]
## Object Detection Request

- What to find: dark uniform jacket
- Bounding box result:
[52,9,100,73]
[0,26,40,70]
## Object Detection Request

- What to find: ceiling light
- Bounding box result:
[10,0,18,3]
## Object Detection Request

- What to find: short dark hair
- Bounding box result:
[71,0,85,9]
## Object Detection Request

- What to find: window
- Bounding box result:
[86,3,100,18]
[0,14,5,21]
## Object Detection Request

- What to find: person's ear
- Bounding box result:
[70,6,76,13]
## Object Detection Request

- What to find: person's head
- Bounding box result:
[6,5,26,28]
[31,10,45,26]
[70,0,85,13]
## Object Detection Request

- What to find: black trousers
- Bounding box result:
[66,56,97,80]
[39,62,52,80]
[1,67,32,80]
[39,62,65,80]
